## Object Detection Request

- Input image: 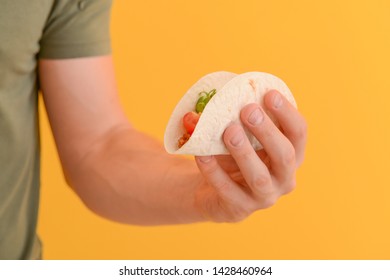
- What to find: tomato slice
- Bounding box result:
[183,112,200,135]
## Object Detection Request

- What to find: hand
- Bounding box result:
[194,90,307,222]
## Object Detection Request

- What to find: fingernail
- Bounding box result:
[199,156,212,163]
[273,92,283,108]
[230,130,244,147]
[248,108,263,125]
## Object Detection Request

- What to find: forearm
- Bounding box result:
[67,124,205,225]
[38,57,205,225]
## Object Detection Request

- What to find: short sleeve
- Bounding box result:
[39,0,112,59]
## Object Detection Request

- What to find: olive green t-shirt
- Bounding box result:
[0,0,112,259]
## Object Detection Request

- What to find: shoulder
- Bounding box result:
[39,0,113,59]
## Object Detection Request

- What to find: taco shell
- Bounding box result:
[164,71,296,156]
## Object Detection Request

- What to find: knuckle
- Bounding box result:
[283,179,297,194]
[225,199,274,222]
[237,148,253,161]
[246,201,260,214]
[228,206,253,223]
[251,175,272,192]
[214,179,232,193]
[281,145,296,168]
[215,207,241,224]
[221,200,258,223]
[201,160,219,176]
[296,119,308,139]
[228,214,247,223]
[259,124,274,140]
[260,196,277,209]
[233,147,256,165]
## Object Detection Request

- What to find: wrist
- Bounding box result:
[166,158,207,224]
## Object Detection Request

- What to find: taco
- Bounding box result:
[164,71,296,156]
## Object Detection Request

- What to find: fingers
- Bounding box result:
[222,124,276,199]
[263,90,307,167]
[240,103,296,187]
[195,90,307,220]
[195,155,249,204]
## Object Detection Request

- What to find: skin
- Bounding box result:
[39,55,307,225]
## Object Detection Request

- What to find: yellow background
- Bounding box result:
[38,0,390,259]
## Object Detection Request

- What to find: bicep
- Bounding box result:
[38,55,130,174]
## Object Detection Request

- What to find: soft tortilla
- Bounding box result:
[164,71,296,156]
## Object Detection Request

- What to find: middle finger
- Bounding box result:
[240,103,296,188]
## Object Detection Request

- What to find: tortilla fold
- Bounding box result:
[164,71,296,156]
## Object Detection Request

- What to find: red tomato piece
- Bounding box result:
[182,112,200,135]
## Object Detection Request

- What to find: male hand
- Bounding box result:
[195,90,307,222]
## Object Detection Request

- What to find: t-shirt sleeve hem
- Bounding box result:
[38,40,111,59]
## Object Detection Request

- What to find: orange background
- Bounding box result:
[38,0,390,259]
